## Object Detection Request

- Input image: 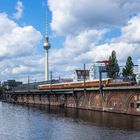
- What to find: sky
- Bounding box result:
[0,0,140,82]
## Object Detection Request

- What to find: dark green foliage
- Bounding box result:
[107,50,119,79]
[122,56,134,77]
[0,86,4,94]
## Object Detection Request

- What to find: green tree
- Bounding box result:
[0,84,6,100]
[122,56,134,77]
[107,50,119,79]
[0,85,4,96]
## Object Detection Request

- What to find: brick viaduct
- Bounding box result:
[1,86,140,116]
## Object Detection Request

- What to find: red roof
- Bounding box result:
[96,60,109,64]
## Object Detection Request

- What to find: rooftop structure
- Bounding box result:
[90,61,108,80]
[2,80,22,91]
[73,70,90,82]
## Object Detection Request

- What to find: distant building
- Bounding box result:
[138,59,140,73]
[2,80,22,91]
[59,78,73,83]
[90,62,108,80]
[136,59,140,84]
[73,70,90,82]
[134,65,138,74]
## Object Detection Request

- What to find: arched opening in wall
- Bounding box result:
[78,94,88,109]
[41,95,49,104]
[28,95,34,104]
[127,94,140,112]
[90,95,102,110]
[59,95,65,105]
[34,95,40,104]
[23,95,28,103]
[50,95,57,105]
[67,95,76,108]
[17,95,22,103]
[107,95,123,111]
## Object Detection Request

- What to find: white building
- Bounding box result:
[73,70,90,82]
[89,63,108,80]
[136,59,140,84]
[138,59,140,73]
[134,65,138,75]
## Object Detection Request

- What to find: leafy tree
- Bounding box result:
[107,50,119,79]
[0,85,4,95]
[122,56,134,77]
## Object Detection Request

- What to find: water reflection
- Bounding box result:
[37,105,140,131]
[0,102,140,140]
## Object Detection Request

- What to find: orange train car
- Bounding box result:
[108,81,134,87]
[37,79,110,90]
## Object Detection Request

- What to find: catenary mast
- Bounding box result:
[43,6,51,81]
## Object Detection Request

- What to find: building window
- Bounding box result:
[78,71,81,75]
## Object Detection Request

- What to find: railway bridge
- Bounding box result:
[1,86,140,116]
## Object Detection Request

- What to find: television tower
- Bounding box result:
[43,9,51,81]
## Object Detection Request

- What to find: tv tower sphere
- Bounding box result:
[43,36,51,50]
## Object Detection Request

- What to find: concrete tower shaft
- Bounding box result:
[43,7,51,81]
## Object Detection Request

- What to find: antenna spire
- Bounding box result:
[45,6,49,39]
[43,4,51,50]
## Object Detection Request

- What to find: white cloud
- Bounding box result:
[47,0,140,75]
[121,15,140,43]
[1,0,140,81]
[0,13,42,59]
[13,0,23,20]
[0,13,43,81]
[48,0,140,35]
[50,15,140,74]
[50,29,107,64]
[0,55,44,81]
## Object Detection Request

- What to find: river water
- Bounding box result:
[0,102,139,140]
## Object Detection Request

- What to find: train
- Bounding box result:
[37,79,134,90]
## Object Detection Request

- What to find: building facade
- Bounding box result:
[73,70,90,82]
[2,80,22,91]
[90,63,108,80]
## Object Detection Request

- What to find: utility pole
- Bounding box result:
[83,64,87,98]
[28,76,30,93]
[99,66,119,96]
[99,67,103,94]
[50,71,52,93]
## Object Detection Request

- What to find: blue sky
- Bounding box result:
[0,0,140,82]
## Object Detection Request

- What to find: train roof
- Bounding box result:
[38,78,112,87]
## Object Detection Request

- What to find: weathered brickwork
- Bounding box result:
[2,89,140,116]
